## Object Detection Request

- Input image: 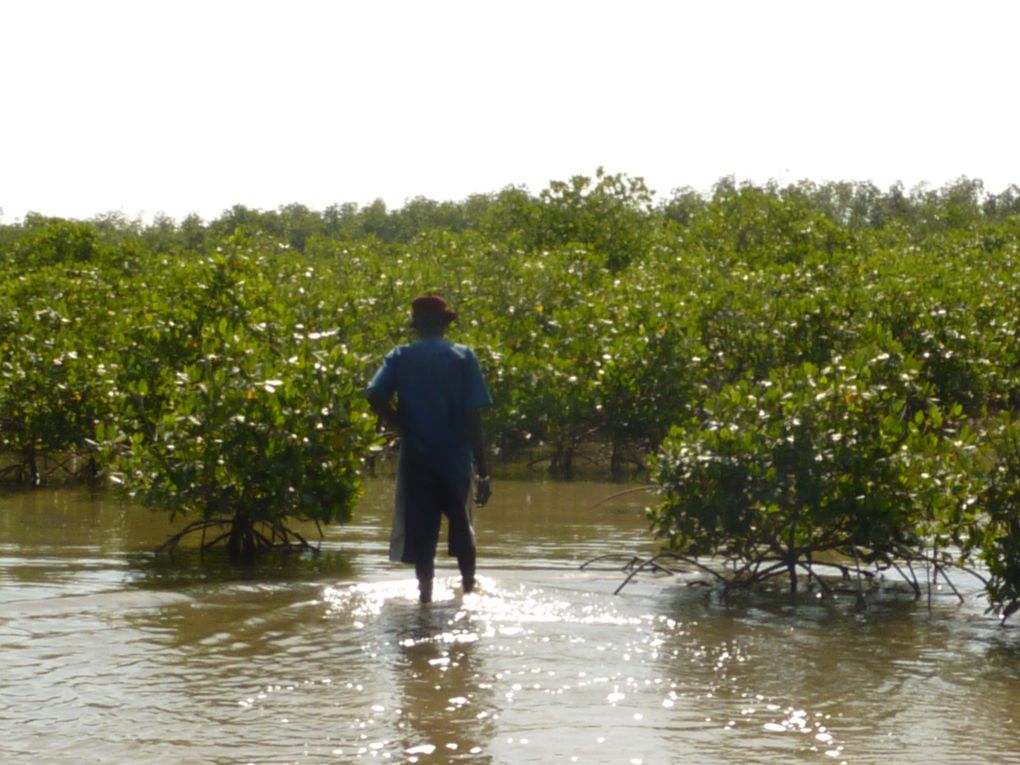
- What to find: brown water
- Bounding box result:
[2,481,1019,765]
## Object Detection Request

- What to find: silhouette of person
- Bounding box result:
[366,295,492,603]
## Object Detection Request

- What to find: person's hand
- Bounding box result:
[474,476,491,507]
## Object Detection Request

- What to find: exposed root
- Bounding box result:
[851,546,866,610]
[598,546,987,605]
[202,528,232,551]
[579,553,645,572]
[156,519,228,556]
[798,561,836,598]
[155,516,321,559]
[889,560,922,598]
[599,551,730,596]
[936,564,966,604]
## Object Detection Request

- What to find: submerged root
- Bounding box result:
[155,519,227,556]
[596,547,986,605]
[576,551,729,596]
[155,517,321,560]
[579,553,647,572]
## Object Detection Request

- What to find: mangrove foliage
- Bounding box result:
[1,173,1019,615]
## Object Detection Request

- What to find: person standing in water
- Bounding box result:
[366,295,493,603]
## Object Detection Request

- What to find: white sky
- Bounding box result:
[2,0,1018,223]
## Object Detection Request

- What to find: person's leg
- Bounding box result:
[415,558,435,602]
[457,547,477,594]
[410,513,441,602]
[401,455,443,603]
[442,477,477,593]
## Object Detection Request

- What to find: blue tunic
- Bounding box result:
[367,337,492,481]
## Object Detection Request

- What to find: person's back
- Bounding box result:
[381,336,488,482]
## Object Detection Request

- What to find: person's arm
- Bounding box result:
[467,407,491,506]
[367,388,402,434]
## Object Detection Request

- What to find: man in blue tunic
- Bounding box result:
[366,295,492,603]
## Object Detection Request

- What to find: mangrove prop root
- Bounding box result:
[252,526,275,551]
[890,560,922,598]
[935,565,966,604]
[580,553,646,572]
[851,546,866,608]
[907,552,989,588]
[604,547,985,604]
[286,526,318,553]
[612,552,729,595]
[203,529,232,551]
[950,562,989,587]
[798,562,836,598]
[156,517,320,557]
[156,519,228,556]
[906,560,923,594]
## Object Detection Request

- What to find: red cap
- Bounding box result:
[411,295,457,324]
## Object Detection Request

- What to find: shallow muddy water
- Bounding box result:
[2,481,1019,764]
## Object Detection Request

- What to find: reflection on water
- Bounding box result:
[2,482,1020,764]
[315,579,496,759]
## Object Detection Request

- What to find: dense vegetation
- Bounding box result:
[1,171,1018,617]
